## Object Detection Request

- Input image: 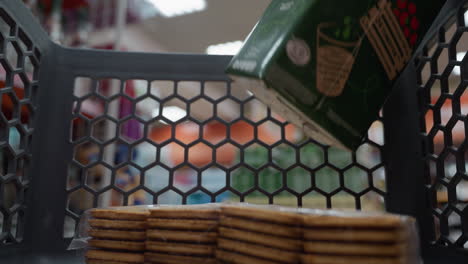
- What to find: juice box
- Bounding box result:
[226,0,444,150]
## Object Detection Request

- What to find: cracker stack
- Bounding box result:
[217,205,302,264]
[301,212,416,264]
[145,206,220,264]
[86,208,150,264]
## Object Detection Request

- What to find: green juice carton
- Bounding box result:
[227,0,444,150]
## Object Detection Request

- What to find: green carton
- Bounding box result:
[227,0,444,150]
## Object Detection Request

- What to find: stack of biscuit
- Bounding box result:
[301,211,416,264]
[85,208,150,264]
[217,205,303,264]
[145,206,220,264]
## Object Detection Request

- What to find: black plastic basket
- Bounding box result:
[0,0,467,263]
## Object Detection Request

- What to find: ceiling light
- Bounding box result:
[148,0,206,18]
[206,41,243,55]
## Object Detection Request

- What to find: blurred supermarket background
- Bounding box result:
[2,0,464,239]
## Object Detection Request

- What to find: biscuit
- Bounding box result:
[91,209,150,221]
[149,207,219,220]
[217,238,299,264]
[221,205,300,225]
[86,250,144,263]
[304,241,406,256]
[89,229,146,241]
[219,227,301,251]
[147,218,218,231]
[301,213,411,229]
[145,252,217,264]
[220,216,301,238]
[88,239,145,252]
[303,228,407,242]
[89,219,147,230]
[147,229,217,243]
[301,254,406,264]
[146,241,215,256]
[216,249,282,264]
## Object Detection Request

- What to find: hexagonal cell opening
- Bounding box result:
[272,190,297,207]
[10,211,24,241]
[177,81,201,100]
[191,98,213,122]
[302,192,327,209]
[259,167,282,194]
[175,121,200,145]
[230,121,254,145]
[74,77,93,98]
[157,190,182,205]
[216,191,236,203]
[216,143,239,169]
[85,164,112,192]
[129,190,150,205]
[435,182,449,210]
[443,153,457,178]
[160,142,185,167]
[272,144,296,169]
[5,41,20,69]
[331,191,356,210]
[162,99,187,123]
[244,99,268,123]
[91,118,117,143]
[204,82,228,101]
[201,167,227,193]
[425,109,434,134]
[230,167,255,193]
[102,141,129,166]
[67,163,82,191]
[136,97,159,122]
[8,126,21,154]
[188,190,212,204]
[20,103,34,129]
[367,120,384,146]
[217,99,240,122]
[230,82,253,101]
[70,117,90,143]
[149,125,172,145]
[441,98,453,126]
[98,189,124,207]
[436,48,449,74]
[2,182,17,210]
[63,215,76,238]
[203,122,227,146]
[81,95,105,118]
[74,142,101,166]
[372,167,387,193]
[245,191,269,205]
[344,167,370,194]
[132,141,157,168]
[24,56,38,83]
[16,156,30,184]
[119,119,144,144]
[356,144,381,168]
[452,120,465,149]
[315,167,340,194]
[144,166,170,192]
[300,143,325,169]
[360,191,385,211]
[328,147,353,169]
[2,92,20,122]
[244,143,268,170]
[67,189,94,215]
[433,130,444,156]
[258,121,281,145]
[188,143,213,168]
[173,167,198,193]
[287,167,311,194]
[124,80,148,100]
[97,79,121,98]
[115,165,140,192]
[150,80,175,99]
[108,96,133,120]
[430,80,442,103]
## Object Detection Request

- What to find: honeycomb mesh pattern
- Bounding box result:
[0,8,41,245]
[416,3,468,249]
[64,77,387,238]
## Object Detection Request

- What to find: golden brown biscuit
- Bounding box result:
[144,252,217,264]
[216,249,281,264]
[86,250,144,263]
[88,239,145,252]
[221,205,300,225]
[149,207,219,220]
[217,238,300,264]
[89,219,147,230]
[301,213,411,229]
[220,216,301,238]
[219,227,301,251]
[304,241,406,256]
[91,209,149,221]
[147,229,217,243]
[301,254,406,264]
[89,229,146,241]
[147,218,218,231]
[303,228,407,242]
[146,241,215,256]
